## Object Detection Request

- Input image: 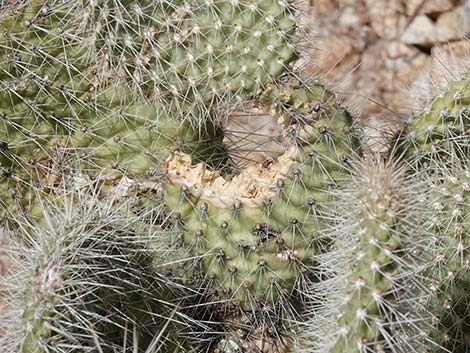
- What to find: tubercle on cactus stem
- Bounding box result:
[163,76,360,313]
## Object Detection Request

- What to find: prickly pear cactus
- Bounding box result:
[163,75,359,309]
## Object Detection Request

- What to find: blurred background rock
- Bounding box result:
[302,0,470,120]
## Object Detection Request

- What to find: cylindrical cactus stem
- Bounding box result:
[0,188,190,352]
[4,0,299,123]
[163,75,360,316]
[421,156,470,352]
[392,71,470,352]
[302,160,436,353]
[394,74,470,162]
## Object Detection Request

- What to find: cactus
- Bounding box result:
[414,152,470,353]
[63,0,299,116]
[301,160,437,353]
[392,74,470,351]
[0,0,227,221]
[0,186,193,353]
[5,0,470,352]
[163,75,360,313]
[394,74,470,162]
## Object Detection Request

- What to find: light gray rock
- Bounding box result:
[401,15,437,46]
[436,5,470,42]
[406,0,457,16]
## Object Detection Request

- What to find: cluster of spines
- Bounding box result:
[75,0,299,116]
[0,0,226,221]
[396,74,470,162]
[395,73,470,352]
[301,160,439,353]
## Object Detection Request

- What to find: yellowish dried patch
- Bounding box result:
[163,146,299,208]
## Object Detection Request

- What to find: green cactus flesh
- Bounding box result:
[397,75,470,160]
[163,77,359,307]
[74,0,299,113]
[0,0,226,219]
[396,75,470,352]
[329,163,411,353]
[426,161,470,352]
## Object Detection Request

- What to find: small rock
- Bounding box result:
[337,5,369,28]
[401,15,437,46]
[366,0,407,39]
[436,6,470,42]
[406,0,457,16]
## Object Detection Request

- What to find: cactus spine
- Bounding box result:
[302,160,436,353]
[0,0,225,220]
[72,0,299,115]
[0,187,192,352]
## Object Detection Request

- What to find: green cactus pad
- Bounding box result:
[163,76,359,308]
[77,0,299,115]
